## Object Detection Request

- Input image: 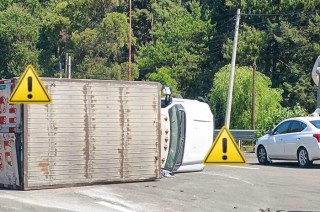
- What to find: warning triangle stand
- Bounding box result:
[203,126,247,165]
[9,64,51,104]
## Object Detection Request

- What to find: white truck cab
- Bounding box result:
[160,87,214,172]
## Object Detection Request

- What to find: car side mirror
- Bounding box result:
[267,130,272,135]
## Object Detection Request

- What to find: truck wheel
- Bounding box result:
[297,147,312,168]
[257,146,269,165]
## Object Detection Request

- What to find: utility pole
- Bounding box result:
[252,59,257,130]
[68,55,71,79]
[128,0,132,81]
[65,53,68,78]
[59,61,62,79]
[225,9,241,128]
[316,59,320,114]
[317,69,320,108]
[311,55,320,116]
[58,46,63,79]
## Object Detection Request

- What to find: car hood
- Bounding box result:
[257,134,270,142]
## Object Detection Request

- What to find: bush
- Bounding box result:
[256,104,308,137]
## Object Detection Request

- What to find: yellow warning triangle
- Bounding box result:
[9,64,52,104]
[203,126,247,165]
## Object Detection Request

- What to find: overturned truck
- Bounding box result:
[0,78,161,190]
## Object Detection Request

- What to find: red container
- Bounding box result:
[0,116,6,124]
[9,117,16,123]
[9,108,16,114]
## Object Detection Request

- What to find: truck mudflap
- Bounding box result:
[0,133,20,188]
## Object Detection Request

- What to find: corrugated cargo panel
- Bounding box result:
[24,79,161,190]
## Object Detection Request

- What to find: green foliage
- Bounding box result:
[55,0,120,31]
[132,8,153,46]
[137,2,212,97]
[71,12,138,80]
[220,0,320,112]
[38,9,71,77]
[256,105,308,137]
[0,0,319,127]
[223,24,267,65]
[146,67,178,94]
[99,12,129,56]
[210,65,283,129]
[0,0,13,11]
[0,4,40,78]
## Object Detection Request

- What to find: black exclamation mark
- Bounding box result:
[27,77,33,99]
[222,138,228,160]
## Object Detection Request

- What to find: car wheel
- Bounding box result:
[297,147,312,168]
[257,146,269,165]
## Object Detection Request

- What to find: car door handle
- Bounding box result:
[297,138,301,141]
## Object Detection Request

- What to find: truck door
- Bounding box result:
[164,104,186,172]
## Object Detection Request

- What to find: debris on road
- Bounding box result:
[161,169,174,177]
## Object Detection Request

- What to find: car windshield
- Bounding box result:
[310,120,320,129]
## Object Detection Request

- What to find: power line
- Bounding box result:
[241,13,318,28]
[213,15,236,32]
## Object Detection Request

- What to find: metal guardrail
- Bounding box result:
[214,129,257,151]
[214,129,257,141]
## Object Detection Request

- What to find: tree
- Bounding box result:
[223,24,267,66]
[36,0,126,78]
[210,65,283,129]
[221,0,320,112]
[54,0,121,31]
[0,4,40,78]
[38,8,71,77]
[256,104,307,137]
[71,12,138,80]
[146,67,178,94]
[0,0,318,119]
[137,2,212,97]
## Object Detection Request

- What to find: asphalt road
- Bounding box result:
[0,153,320,212]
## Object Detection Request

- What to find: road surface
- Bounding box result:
[0,153,319,212]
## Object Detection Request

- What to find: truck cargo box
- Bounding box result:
[0,78,161,190]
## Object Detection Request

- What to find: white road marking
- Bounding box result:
[96,201,136,212]
[220,165,259,170]
[200,172,254,186]
[226,176,254,186]
[164,208,176,212]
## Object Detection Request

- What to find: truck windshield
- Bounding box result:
[164,105,185,171]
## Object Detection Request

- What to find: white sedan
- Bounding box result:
[255,116,320,167]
